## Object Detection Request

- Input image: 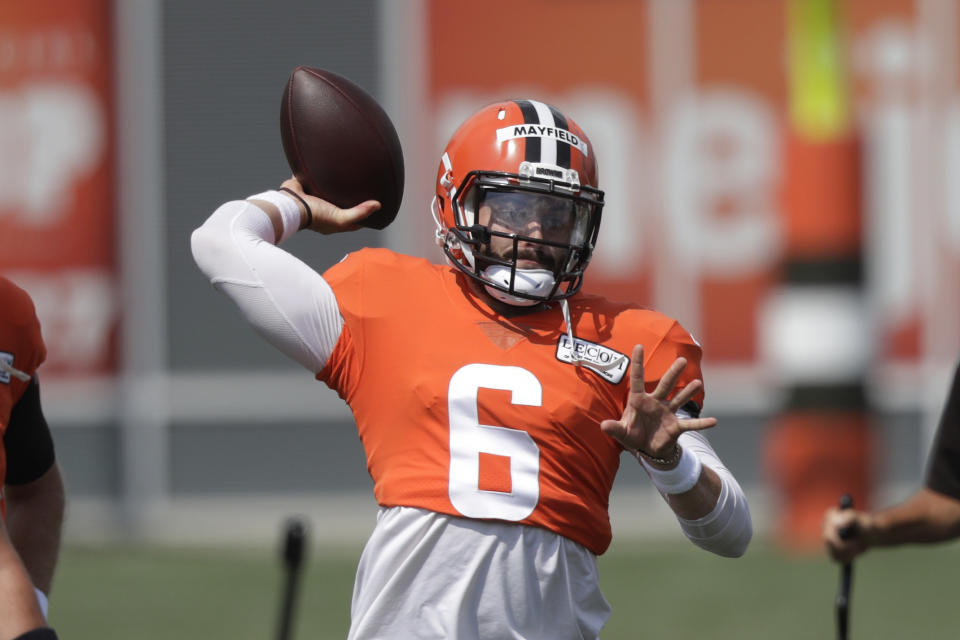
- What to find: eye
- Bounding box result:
[541,214,560,229]
[543,208,573,229]
[495,206,519,224]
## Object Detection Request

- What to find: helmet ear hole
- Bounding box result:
[440,171,455,192]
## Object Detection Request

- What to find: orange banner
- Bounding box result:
[0,0,117,374]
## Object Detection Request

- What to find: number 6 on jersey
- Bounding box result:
[447,364,541,520]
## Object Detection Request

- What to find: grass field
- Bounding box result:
[48,536,960,639]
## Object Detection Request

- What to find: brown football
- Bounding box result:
[280,66,404,230]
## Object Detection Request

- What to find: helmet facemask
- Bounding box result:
[443,169,603,305]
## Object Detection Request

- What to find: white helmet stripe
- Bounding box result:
[529,100,557,166]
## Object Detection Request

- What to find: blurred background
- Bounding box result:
[2,0,960,636]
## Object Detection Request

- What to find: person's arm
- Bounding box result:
[661,431,753,557]
[823,488,960,562]
[824,357,960,563]
[600,345,752,557]
[190,180,377,374]
[4,464,64,596]
[865,488,960,544]
[0,519,46,640]
[3,377,63,600]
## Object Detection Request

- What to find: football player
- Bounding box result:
[823,356,960,562]
[0,277,65,628]
[192,99,752,638]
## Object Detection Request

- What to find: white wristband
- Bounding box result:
[640,445,703,494]
[34,586,49,619]
[247,190,303,243]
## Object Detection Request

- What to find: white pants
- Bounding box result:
[348,507,611,640]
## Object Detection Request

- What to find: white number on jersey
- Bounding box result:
[447,364,541,520]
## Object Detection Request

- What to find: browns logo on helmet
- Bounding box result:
[432,100,604,306]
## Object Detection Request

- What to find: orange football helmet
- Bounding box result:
[432,100,604,305]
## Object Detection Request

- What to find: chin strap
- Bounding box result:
[560,298,584,367]
[0,358,31,382]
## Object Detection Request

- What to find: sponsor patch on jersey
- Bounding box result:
[0,352,13,384]
[555,336,628,384]
[496,124,590,156]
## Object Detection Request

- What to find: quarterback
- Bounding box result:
[192,99,752,638]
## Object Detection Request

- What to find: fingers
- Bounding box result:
[676,416,717,433]
[599,418,628,444]
[628,344,645,395]
[822,507,868,563]
[280,177,307,195]
[628,345,691,400]
[668,378,701,412]
[279,177,381,234]
[623,341,711,423]
[629,344,703,413]
[651,356,687,400]
[316,200,380,234]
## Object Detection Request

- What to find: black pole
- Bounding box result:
[836,494,854,640]
[277,517,308,640]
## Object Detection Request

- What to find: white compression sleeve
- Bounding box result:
[190,199,344,374]
[670,430,753,558]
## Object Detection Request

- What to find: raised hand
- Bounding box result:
[599,344,717,464]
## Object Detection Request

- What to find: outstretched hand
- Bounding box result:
[280,177,380,234]
[600,344,717,461]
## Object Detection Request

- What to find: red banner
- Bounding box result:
[0,0,117,375]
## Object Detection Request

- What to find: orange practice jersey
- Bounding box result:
[319,249,704,554]
[0,276,47,488]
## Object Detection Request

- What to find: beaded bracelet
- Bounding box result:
[634,444,682,466]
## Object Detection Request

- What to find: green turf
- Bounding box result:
[48,536,960,639]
